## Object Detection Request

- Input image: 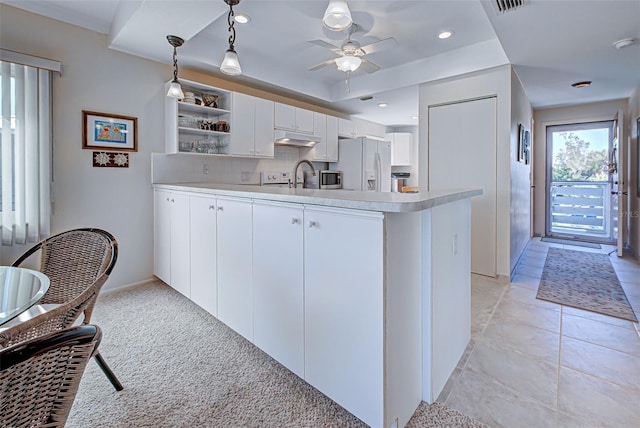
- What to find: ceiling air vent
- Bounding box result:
[494,0,523,13]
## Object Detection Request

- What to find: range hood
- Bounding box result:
[274,130,321,148]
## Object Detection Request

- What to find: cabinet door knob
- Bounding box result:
[308,220,316,228]
[217,206,223,211]
[165,197,170,202]
[170,198,175,203]
[209,205,215,210]
[291,217,299,224]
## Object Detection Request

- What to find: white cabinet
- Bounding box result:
[304,206,385,427]
[165,79,232,155]
[153,189,190,298]
[230,92,274,158]
[216,196,253,341]
[252,201,304,378]
[189,194,218,316]
[355,117,386,140]
[153,190,171,284]
[338,117,358,138]
[275,103,314,134]
[386,132,412,166]
[311,113,338,162]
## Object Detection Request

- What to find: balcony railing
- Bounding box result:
[550,181,610,237]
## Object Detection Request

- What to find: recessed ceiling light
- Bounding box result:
[378,103,388,108]
[438,30,453,39]
[571,81,592,89]
[613,38,635,49]
[234,13,251,24]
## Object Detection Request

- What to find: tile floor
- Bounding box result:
[438,237,640,428]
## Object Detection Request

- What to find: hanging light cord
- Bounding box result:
[345,71,351,93]
[227,5,236,50]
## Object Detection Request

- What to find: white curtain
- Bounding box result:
[0,60,52,245]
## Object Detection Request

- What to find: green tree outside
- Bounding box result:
[552,132,608,182]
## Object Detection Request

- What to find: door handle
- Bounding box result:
[308,220,316,228]
[611,191,628,195]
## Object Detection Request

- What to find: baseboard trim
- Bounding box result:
[100,278,158,296]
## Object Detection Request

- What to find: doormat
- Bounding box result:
[536,248,637,322]
[540,237,601,249]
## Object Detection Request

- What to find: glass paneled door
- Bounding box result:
[545,121,615,243]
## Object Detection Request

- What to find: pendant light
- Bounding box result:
[166,35,185,99]
[220,0,242,76]
[323,0,353,31]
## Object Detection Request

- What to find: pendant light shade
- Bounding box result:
[166,35,185,99]
[335,55,361,72]
[167,81,184,98]
[323,0,353,31]
[220,48,242,76]
[221,0,242,76]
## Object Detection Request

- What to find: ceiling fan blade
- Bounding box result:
[359,37,397,55]
[308,58,337,71]
[359,58,381,74]
[308,39,342,52]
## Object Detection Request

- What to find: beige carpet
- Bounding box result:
[67,281,486,427]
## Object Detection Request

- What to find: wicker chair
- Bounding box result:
[0,228,123,391]
[0,325,101,427]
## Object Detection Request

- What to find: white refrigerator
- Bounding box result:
[331,137,392,192]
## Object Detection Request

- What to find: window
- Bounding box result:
[0,53,57,246]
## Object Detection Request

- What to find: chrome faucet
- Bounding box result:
[292,159,316,188]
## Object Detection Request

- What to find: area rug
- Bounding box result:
[536,248,637,322]
[540,237,601,249]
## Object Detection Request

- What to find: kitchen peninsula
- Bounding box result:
[153,183,481,428]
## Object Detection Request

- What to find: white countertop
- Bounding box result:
[153,182,482,213]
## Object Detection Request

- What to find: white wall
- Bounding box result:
[418,65,513,279]
[628,85,640,257]
[510,69,533,273]
[0,5,166,290]
[532,99,629,239]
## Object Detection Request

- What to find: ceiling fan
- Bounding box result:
[307,24,397,74]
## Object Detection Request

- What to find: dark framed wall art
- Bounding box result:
[82,110,138,152]
[637,117,640,198]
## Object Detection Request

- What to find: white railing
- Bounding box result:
[550,181,610,236]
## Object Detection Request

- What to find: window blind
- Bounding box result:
[0,60,52,245]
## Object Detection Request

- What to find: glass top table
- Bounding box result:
[0,266,50,326]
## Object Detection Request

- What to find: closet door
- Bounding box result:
[428,97,497,277]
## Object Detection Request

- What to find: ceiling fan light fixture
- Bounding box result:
[323,0,353,31]
[220,0,242,76]
[166,35,185,99]
[335,55,361,72]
